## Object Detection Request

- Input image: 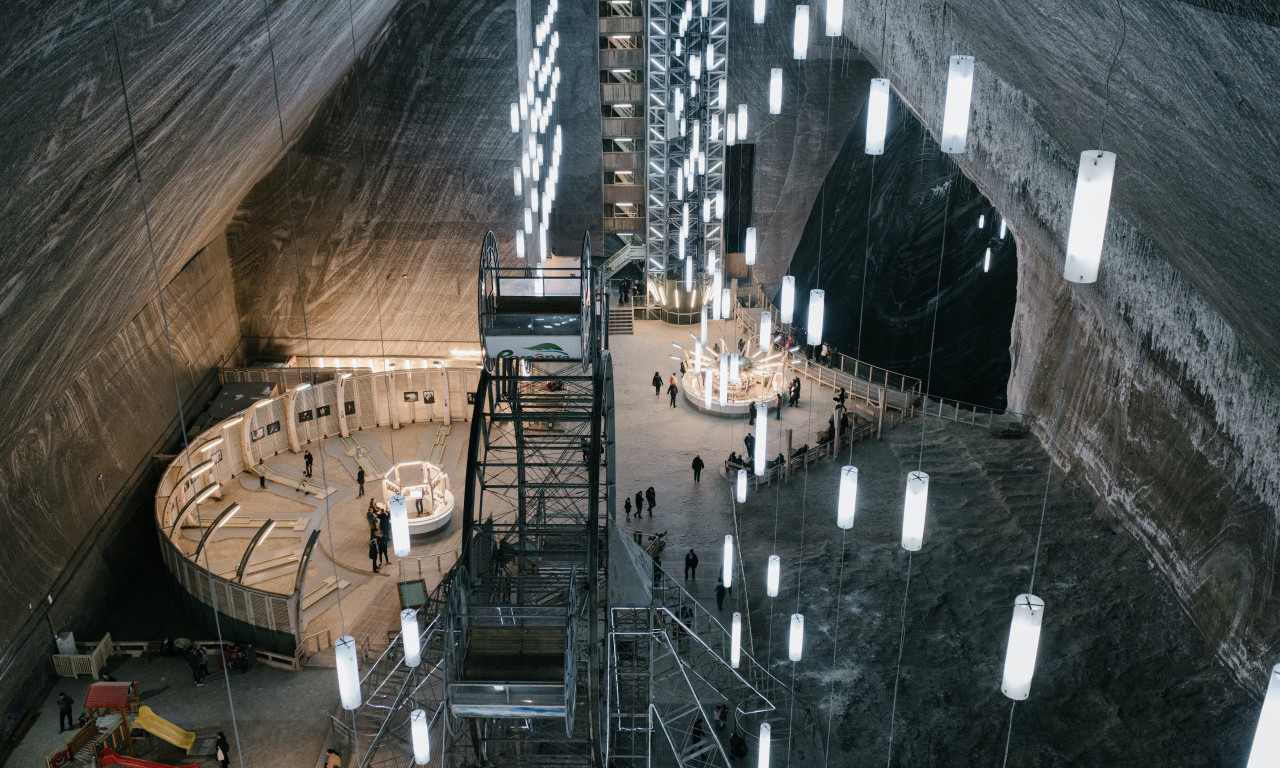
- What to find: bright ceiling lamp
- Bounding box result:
[721,288,732,320]
[826,0,842,36]
[766,554,780,596]
[901,470,929,551]
[745,227,758,265]
[700,305,709,344]
[389,493,410,557]
[729,353,741,385]
[754,403,768,476]
[806,289,824,345]
[737,468,748,503]
[780,276,795,323]
[704,367,714,409]
[769,68,783,114]
[513,167,522,196]
[978,214,985,228]
[1063,150,1116,284]
[759,310,772,353]
[837,465,857,529]
[940,55,975,154]
[719,354,729,405]
[515,233,525,260]
[984,247,992,273]
[866,78,890,155]
[738,104,749,139]
[723,534,734,588]
[1001,594,1045,700]
[335,635,362,709]
[402,609,422,667]
[510,103,519,132]
[793,5,809,60]
[1248,665,1280,768]
[727,113,737,146]
[731,611,743,668]
[411,708,430,764]
[685,254,693,291]
[690,54,701,79]
[758,723,772,768]
[788,613,804,661]
[718,79,727,109]
[716,190,725,220]
[754,0,766,24]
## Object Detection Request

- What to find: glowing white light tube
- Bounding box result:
[788,613,804,661]
[901,471,929,551]
[731,611,743,668]
[766,554,780,597]
[793,5,809,60]
[335,635,362,710]
[807,289,824,345]
[1001,594,1045,700]
[1063,150,1116,284]
[401,609,421,667]
[780,276,795,323]
[723,534,734,588]
[769,68,783,114]
[940,55,975,154]
[837,465,857,529]
[389,493,410,557]
[866,78,890,155]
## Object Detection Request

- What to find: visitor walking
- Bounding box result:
[684,549,699,579]
[636,490,645,518]
[186,647,204,686]
[624,496,632,521]
[744,433,755,461]
[833,386,848,409]
[646,486,656,513]
[215,731,231,768]
[56,692,73,731]
[304,449,314,478]
[356,468,365,497]
[714,577,726,610]
[198,644,210,677]
[368,537,380,573]
[668,379,679,407]
[691,455,704,482]
[652,371,662,397]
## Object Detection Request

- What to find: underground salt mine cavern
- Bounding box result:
[2,1,1279,766]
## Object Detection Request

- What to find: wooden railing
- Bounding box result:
[923,395,1025,430]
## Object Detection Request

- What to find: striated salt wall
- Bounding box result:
[830,0,1280,689]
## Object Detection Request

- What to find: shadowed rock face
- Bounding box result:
[784,92,1018,408]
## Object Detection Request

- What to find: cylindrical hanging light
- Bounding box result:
[769,68,783,114]
[754,0,766,24]
[389,493,410,557]
[524,207,533,234]
[410,708,431,765]
[758,722,772,768]
[723,534,734,588]
[866,78,890,155]
[837,465,858,529]
[700,305,709,344]
[940,55,975,154]
[704,367,714,409]
[745,227,758,265]
[978,214,986,228]
[510,102,519,132]
[901,470,929,551]
[731,611,743,668]
[1001,594,1046,700]
[736,468,748,503]
[515,233,525,260]
[685,253,694,291]
[513,167,522,196]
[1063,150,1117,284]
[335,635,362,710]
[754,403,768,475]
[780,276,795,323]
[721,287,732,320]
[729,353,741,385]
[766,554,780,597]
[759,310,772,353]
[719,354,729,406]
[402,608,422,667]
[806,289,824,345]
[825,0,842,36]
[727,113,737,146]
[984,247,992,273]
[737,104,749,139]
[999,218,1007,239]
[1248,664,1280,768]
[712,272,723,318]
[715,190,725,220]
[793,5,809,60]
[788,613,804,661]
[718,79,727,109]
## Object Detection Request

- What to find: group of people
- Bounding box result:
[616,278,643,305]
[653,371,680,407]
[367,499,392,572]
[624,487,658,521]
[787,376,802,407]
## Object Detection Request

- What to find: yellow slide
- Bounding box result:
[132,705,196,753]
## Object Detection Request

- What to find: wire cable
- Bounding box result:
[104,0,246,763]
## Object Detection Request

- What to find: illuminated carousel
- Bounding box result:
[675,325,787,416]
[382,459,454,534]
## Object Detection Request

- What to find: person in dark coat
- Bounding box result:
[652,371,662,397]
[215,731,231,768]
[646,487,656,513]
[691,455,705,482]
[744,433,755,461]
[667,380,679,407]
[366,506,378,537]
[369,537,380,573]
[378,510,391,540]
[684,549,699,579]
[636,490,645,518]
[356,467,366,497]
[56,692,73,731]
[714,577,727,610]
[186,647,204,685]
[377,530,391,565]
[833,386,848,409]
[624,496,632,520]
[303,450,314,477]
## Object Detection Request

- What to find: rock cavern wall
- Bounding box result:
[228,0,602,361]
[825,0,1280,688]
[0,0,398,734]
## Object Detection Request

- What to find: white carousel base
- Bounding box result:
[682,388,779,416]
[407,490,455,535]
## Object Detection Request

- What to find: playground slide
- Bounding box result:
[131,706,196,754]
[98,746,197,768]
